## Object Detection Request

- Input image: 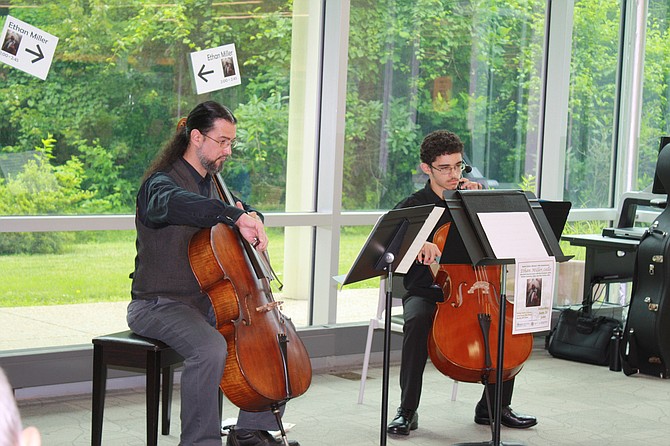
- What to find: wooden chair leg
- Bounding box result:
[146,351,161,446]
[91,345,107,446]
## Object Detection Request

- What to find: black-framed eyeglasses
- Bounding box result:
[429,162,466,174]
[203,133,237,149]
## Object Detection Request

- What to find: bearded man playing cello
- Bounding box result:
[128,101,300,446]
[387,130,537,436]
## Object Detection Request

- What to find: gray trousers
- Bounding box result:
[127,297,283,446]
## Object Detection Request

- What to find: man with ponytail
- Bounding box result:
[127,101,298,446]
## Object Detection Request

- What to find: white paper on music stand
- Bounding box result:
[395,207,445,274]
[512,257,555,334]
[477,212,547,259]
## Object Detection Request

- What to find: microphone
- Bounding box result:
[458,164,481,190]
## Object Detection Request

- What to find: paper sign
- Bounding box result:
[190,43,241,94]
[0,15,59,80]
[512,258,555,334]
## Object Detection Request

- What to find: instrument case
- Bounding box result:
[620,219,670,378]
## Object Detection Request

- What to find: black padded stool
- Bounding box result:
[91,330,184,446]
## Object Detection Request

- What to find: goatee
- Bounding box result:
[199,154,224,175]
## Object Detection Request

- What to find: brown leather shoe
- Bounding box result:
[387,407,418,435]
[226,428,300,446]
[474,404,537,429]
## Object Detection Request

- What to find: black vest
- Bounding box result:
[130,160,215,314]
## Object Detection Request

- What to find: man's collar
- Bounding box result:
[424,180,445,203]
[180,156,211,184]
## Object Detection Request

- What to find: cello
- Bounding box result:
[188,173,312,429]
[427,222,533,384]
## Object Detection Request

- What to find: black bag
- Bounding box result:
[548,308,622,366]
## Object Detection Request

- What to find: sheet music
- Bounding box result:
[477,212,547,259]
[396,207,445,274]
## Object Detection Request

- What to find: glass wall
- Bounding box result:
[0,0,301,214]
[343,0,547,211]
[2,0,670,352]
[564,0,622,208]
[638,0,670,190]
[0,0,321,349]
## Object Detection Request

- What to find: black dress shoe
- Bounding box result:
[387,407,418,435]
[474,404,537,429]
[226,428,300,446]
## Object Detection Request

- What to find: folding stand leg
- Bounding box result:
[379,260,395,446]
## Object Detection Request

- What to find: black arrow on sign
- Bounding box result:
[198,64,214,82]
[25,45,44,63]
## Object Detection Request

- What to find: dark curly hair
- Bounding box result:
[419,130,464,165]
[143,101,237,181]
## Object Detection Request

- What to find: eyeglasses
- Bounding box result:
[429,162,466,174]
[203,133,237,149]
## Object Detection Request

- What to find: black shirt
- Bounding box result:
[393,180,469,302]
[136,157,262,230]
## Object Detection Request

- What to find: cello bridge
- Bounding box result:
[467,281,490,294]
[256,301,284,313]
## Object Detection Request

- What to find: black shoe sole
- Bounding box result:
[387,426,418,435]
[474,416,537,429]
[387,421,418,435]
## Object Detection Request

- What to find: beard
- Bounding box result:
[197,147,224,175]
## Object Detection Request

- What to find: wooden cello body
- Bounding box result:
[427,223,533,384]
[188,174,312,412]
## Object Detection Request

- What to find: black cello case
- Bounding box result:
[620,142,670,378]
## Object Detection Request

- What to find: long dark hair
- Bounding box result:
[143,101,237,181]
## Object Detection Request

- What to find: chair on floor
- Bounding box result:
[91,330,184,446]
[91,330,223,446]
[357,276,458,405]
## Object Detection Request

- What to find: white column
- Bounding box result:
[539,0,574,200]
[283,0,323,300]
[311,0,350,325]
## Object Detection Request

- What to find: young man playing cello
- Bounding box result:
[387,130,537,436]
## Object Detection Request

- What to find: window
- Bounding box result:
[343,0,547,211]
[638,0,670,190]
[564,0,622,207]
[0,1,322,349]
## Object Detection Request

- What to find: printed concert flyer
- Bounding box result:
[512,258,555,334]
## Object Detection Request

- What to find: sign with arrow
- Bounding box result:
[189,43,241,95]
[0,15,59,80]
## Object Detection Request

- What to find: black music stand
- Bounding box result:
[342,204,438,446]
[441,189,571,446]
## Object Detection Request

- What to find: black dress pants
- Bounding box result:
[399,294,514,412]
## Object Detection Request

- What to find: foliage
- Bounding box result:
[231,90,290,208]
[0,0,669,220]
[518,174,536,193]
[636,2,670,191]
[0,136,92,253]
[564,0,621,207]
[0,0,294,220]
[343,0,548,207]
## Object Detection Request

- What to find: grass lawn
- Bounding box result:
[0,232,137,306]
[0,221,589,308]
[0,226,380,307]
